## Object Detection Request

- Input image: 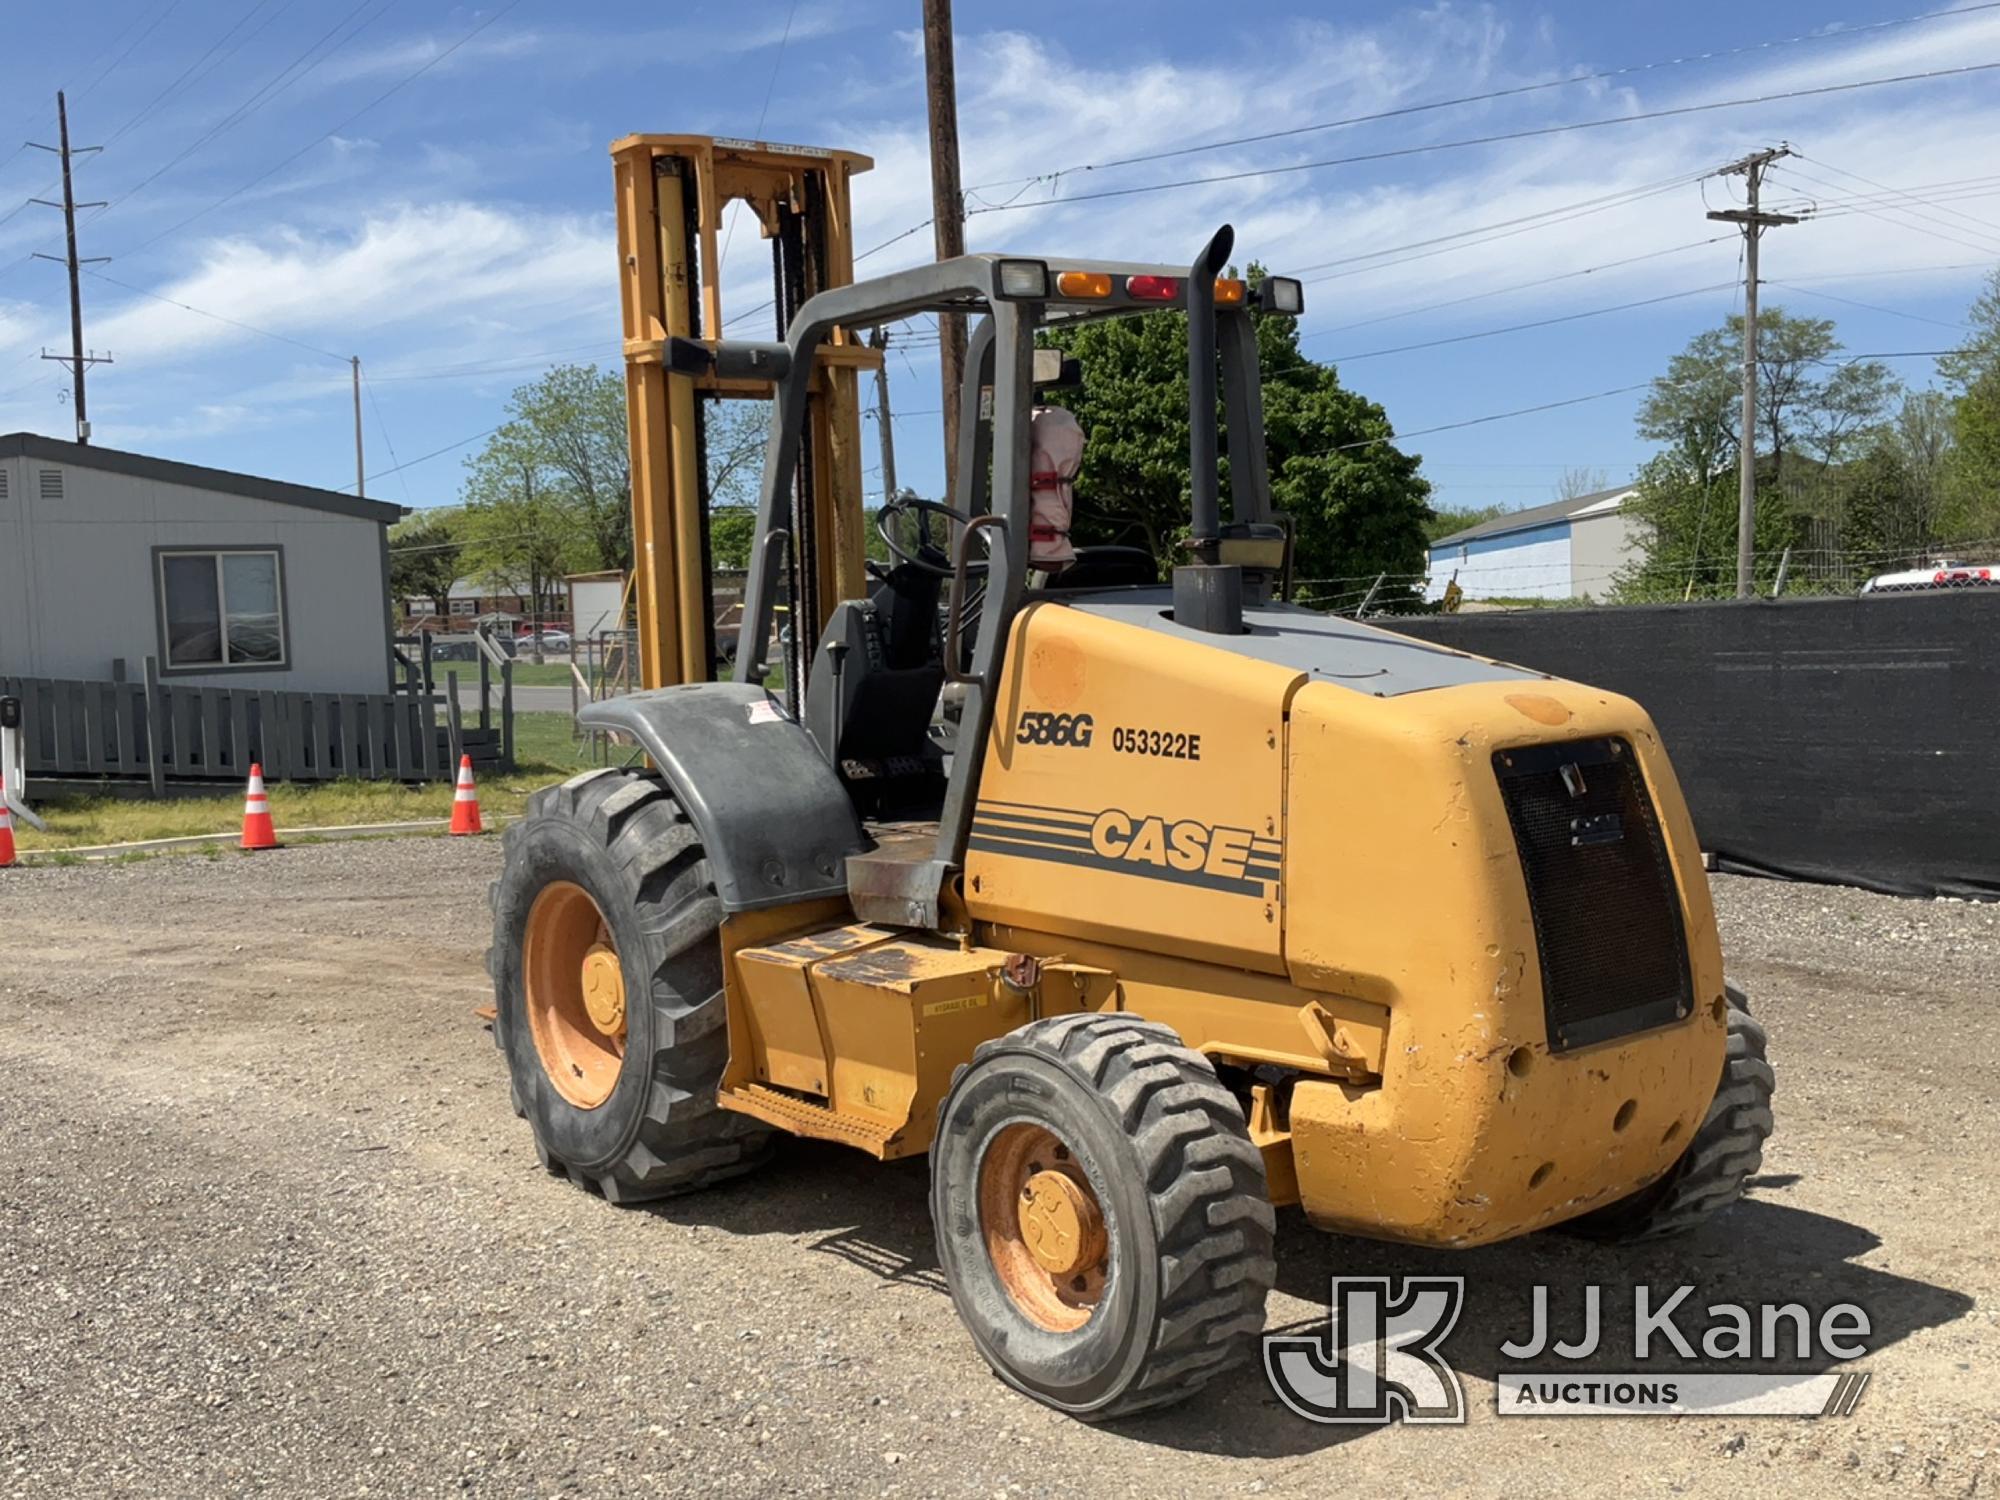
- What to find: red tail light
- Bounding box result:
[1125,275,1180,301]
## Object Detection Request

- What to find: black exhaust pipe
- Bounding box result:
[1175,224,1244,635]
[1186,223,1234,564]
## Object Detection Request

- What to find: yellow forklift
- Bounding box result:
[488,135,1776,1418]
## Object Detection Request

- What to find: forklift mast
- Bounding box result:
[609,134,881,692]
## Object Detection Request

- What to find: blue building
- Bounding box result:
[1426,485,1638,603]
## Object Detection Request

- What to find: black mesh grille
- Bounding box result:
[1493,738,1693,1052]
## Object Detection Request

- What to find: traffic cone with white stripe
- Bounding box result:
[239,763,279,850]
[0,780,16,869]
[450,754,485,836]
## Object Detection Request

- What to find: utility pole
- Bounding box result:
[28,91,110,444]
[351,356,366,497]
[1708,145,1799,598]
[921,0,966,499]
[869,328,898,502]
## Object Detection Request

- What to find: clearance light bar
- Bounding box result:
[1055,270,1113,298]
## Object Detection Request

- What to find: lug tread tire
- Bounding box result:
[489,767,770,1205]
[934,1015,1276,1420]
[1570,982,1774,1243]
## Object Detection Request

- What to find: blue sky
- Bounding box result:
[2,1,1996,518]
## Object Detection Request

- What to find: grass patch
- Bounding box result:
[14,711,608,851]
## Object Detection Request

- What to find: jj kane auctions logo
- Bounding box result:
[1265,1279,1874,1423]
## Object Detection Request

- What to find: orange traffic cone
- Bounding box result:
[0,780,16,869]
[240,763,279,850]
[450,754,485,836]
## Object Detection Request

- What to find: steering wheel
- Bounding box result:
[876,496,974,578]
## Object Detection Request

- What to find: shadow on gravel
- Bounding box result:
[1120,1194,1976,1459]
[639,1143,1973,1460]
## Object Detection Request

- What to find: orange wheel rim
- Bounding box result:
[523,881,626,1109]
[977,1122,1108,1332]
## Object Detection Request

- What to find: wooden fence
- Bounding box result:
[0,661,461,791]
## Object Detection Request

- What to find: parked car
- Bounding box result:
[1860,559,1996,594]
[516,629,573,652]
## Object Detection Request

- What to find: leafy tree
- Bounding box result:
[464,364,631,572]
[457,458,588,627]
[1939,273,2000,545]
[1037,266,1432,588]
[704,397,767,510]
[388,507,462,610]
[1424,502,1505,543]
[1638,309,1897,479]
[1937,266,2000,393]
[709,507,756,570]
[1612,452,1806,601]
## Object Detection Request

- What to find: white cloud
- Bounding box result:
[85,201,613,363]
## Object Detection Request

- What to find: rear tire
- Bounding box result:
[930,1015,1275,1420]
[1569,981,1775,1242]
[488,767,771,1202]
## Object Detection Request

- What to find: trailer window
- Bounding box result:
[156,548,288,670]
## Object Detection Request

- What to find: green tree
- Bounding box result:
[388,507,462,611]
[1037,268,1431,589]
[1612,452,1806,601]
[1424,502,1505,543]
[465,364,632,572]
[1939,271,2000,544]
[457,458,588,627]
[1637,309,1897,478]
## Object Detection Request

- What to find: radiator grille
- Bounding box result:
[1493,738,1693,1052]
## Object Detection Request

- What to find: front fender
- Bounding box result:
[578,684,866,911]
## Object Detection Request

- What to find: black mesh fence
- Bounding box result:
[1390,592,2000,900]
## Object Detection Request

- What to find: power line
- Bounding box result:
[337,424,502,493]
[1292,176,1706,282]
[1304,382,1658,457]
[86,0,393,243]
[74,0,187,104]
[1773,162,2000,258]
[967,2,2000,193]
[1800,155,2000,238]
[1764,281,1971,332]
[1302,237,1734,339]
[360,368,412,503]
[111,0,528,264]
[1325,282,1738,363]
[719,0,801,274]
[962,61,2000,217]
[82,267,350,360]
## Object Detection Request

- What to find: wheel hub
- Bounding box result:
[1019,1169,1103,1277]
[522,881,627,1111]
[580,944,625,1035]
[977,1123,1109,1332]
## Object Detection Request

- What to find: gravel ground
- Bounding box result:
[1,841,1995,1498]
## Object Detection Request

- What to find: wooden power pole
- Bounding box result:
[351,356,366,497]
[921,0,966,499]
[1708,146,1799,598]
[869,328,898,501]
[28,91,110,444]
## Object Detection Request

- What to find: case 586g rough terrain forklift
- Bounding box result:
[490,134,1777,1419]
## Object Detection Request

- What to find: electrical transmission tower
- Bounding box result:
[1707,145,1801,598]
[27,91,111,444]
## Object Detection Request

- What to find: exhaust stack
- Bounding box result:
[1175,224,1243,636]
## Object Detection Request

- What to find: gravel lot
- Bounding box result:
[1,840,1995,1498]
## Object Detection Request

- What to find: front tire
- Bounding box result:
[930,1015,1275,1420]
[488,767,770,1202]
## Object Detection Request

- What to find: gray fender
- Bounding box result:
[578,683,866,912]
